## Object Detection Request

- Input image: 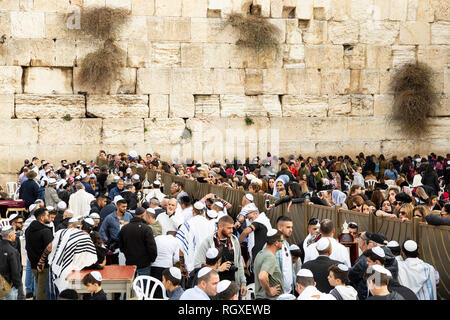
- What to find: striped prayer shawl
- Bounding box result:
[48,228,98,292]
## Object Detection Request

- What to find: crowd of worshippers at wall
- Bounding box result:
[0,150,447,301]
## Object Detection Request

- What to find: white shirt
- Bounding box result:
[303,237,351,267]
[68,189,95,218]
[181,206,193,223]
[152,235,180,268]
[297,286,336,300]
[281,241,293,294]
[156,212,178,235]
[179,286,210,300]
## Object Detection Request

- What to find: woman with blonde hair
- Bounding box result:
[414,187,429,205]
[398,203,414,222]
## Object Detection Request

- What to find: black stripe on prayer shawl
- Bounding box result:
[59,239,97,272]
[54,231,92,266]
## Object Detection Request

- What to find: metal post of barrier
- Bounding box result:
[369,211,377,233]
[412,217,420,243]
[303,201,310,236]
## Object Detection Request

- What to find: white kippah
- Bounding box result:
[153,180,161,185]
[245,203,258,212]
[316,238,331,251]
[132,174,140,180]
[277,293,296,300]
[387,240,399,248]
[57,201,67,210]
[372,246,386,258]
[267,228,278,237]
[251,178,262,186]
[65,209,74,215]
[114,176,121,181]
[194,201,205,210]
[371,264,391,276]
[297,269,314,278]
[206,210,218,219]
[337,264,349,272]
[69,217,79,223]
[198,267,212,278]
[216,280,231,294]
[89,213,100,220]
[169,267,182,280]
[129,150,138,158]
[146,208,155,214]
[46,206,55,212]
[245,194,254,202]
[90,271,102,282]
[113,195,124,203]
[84,218,94,226]
[403,240,418,252]
[8,214,18,222]
[213,202,224,209]
[29,204,37,212]
[289,244,300,251]
[206,248,219,259]
[1,225,13,232]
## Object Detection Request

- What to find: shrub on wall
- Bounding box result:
[225,13,281,54]
[390,62,439,135]
[79,6,130,39]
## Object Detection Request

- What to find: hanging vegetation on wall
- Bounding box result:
[390,62,439,135]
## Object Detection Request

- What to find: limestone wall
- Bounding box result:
[0,0,449,185]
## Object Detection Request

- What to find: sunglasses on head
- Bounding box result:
[348,222,358,229]
[309,218,319,226]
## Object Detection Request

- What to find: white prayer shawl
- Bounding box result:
[181,207,193,223]
[179,286,210,300]
[248,212,272,261]
[145,189,166,203]
[48,228,98,292]
[397,257,438,300]
[304,237,351,267]
[303,233,313,253]
[176,215,215,273]
[156,212,179,235]
[68,189,95,218]
[297,286,336,300]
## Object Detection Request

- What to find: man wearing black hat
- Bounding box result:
[349,231,398,300]
[119,207,157,277]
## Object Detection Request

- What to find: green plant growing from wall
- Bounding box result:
[180,127,192,140]
[225,13,281,54]
[245,115,254,126]
[390,62,439,135]
[77,6,131,93]
[62,114,73,121]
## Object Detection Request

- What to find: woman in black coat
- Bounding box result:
[421,163,440,196]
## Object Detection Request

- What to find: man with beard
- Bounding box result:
[194,216,247,298]
[276,216,295,294]
[170,181,188,202]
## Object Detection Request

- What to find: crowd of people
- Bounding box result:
[0,150,447,301]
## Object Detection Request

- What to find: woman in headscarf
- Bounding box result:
[331,190,348,209]
[272,175,290,198]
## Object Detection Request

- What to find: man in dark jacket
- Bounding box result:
[19,171,40,209]
[118,207,157,276]
[425,204,450,226]
[0,226,24,300]
[25,207,53,300]
[307,167,319,193]
[302,237,341,293]
[90,194,108,215]
[120,184,138,211]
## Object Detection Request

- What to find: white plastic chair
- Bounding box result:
[132,275,168,300]
[243,283,255,300]
[6,182,17,199]
[13,186,20,200]
[365,179,377,191]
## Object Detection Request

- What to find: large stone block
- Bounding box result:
[213,69,245,94]
[286,68,321,95]
[16,94,85,119]
[307,117,349,140]
[343,45,366,69]
[220,95,246,117]
[263,68,287,94]
[328,20,359,44]
[399,21,431,44]
[0,0,20,10]
[416,0,435,22]
[0,67,23,94]
[320,70,350,95]
[417,45,450,69]
[194,95,220,117]
[147,17,191,41]
[169,94,195,118]
[155,0,182,16]
[29,39,55,67]
[190,18,239,43]
[55,40,77,67]
[136,68,172,94]
[361,70,380,94]
[392,45,416,68]
[1,39,30,67]
[328,96,351,116]
[350,0,373,21]
[366,45,392,70]
[431,22,450,44]
[106,0,132,10]
[102,118,144,144]
[330,0,350,21]
[389,0,408,21]
[127,41,151,68]
[434,95,450,116]
[379,70,394,94]
[131,0,155,15]
[149,94,169,118]
[305,45,344,69]
[73,67,136,95]
[286,19,303,44]
[144,118,185,144]
[433,0,450,21]
[181,43,204,68]
[245,69,263,95]
[360,21,399,45]
[0,119,38,145]
[303,20,328,44]
[203,44,232,68]
[151,42,181,67]
[115,15,148,41]
[10,12,45,38]
[0,12,10,40]
[39,118,102,145]
[373,94,393,116]
[87,95,148,118]
[172,68,214,94]
[281,95,328,117]
[24,67,72,94]
[0,95,14,119]
[182,0,207,17]
[349,94,374,116]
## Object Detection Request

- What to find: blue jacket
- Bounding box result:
[108,187,123,201]
[99,211,133,244]
[82,181,95,196]
[19,179,39,208]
